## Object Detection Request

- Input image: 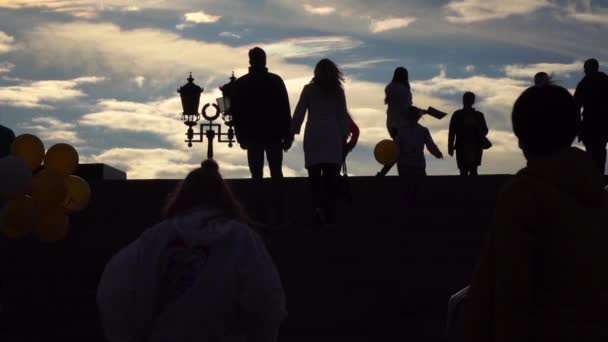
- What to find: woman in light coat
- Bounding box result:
[292,58,350,226]
[97,160,286,342]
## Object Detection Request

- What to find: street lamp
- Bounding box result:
[178,73,237,160]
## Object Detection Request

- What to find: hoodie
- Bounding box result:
[465,147,608,342]
[97,208,286,342]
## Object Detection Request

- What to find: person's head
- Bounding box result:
[391,67,409,87]
[163,159,246,220]
[249,47,267,68]
[512,85,579,160]
[407,106,424,126]
[463,91,475,108]
[584,58,599,75]
[312,58,344,96]
[534,72,550,86]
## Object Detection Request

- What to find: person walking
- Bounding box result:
[574,58,608,174]
[448,92,489,176]
[291,59,350,227]
[231,47,293,224]
[97,160,287,342]
[377,67,412,177]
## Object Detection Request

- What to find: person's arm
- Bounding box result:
[573,79,585,112]
[424,128,443,159]
[276,77,293,149]
[237,226,287,342]
[477,111,489,137]
[337,89,350,140]
[97,240,141,342]
[345,114,360,152]
[448,112,457,157]
[291,86,309,136]
[492,180,537,342]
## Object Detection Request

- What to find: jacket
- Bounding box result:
[396,124,441,170]
[231,67,292,147]
[291,84,350,168]
[465,147,608,342]
[574,71,608,139]
[96,208,287,342]
[448,108,488,167]
[385,82,412,134]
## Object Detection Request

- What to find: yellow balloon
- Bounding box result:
[44,143,79,176]
[31,169,68,210]
[0,195,35,239]
[34,208,69,242]
[11,134,45,171]
[62,175,91,213]
[374,139,399,165]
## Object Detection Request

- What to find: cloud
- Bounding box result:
[445,0,553,23]
[262,36,363,59]
[184,10,221,24]
[19,116,84,145]
[0,62,14,73]
[502,61,581,79]
[23,22,318,84]
[133,76,145,88]
[0,76,104,108]
[465,65,475,72]
[0,31,15,54]
[341,59,397,70]
[219,32,241,39]
[370,17,417,33]
[565,1,608,25]
[303,4,336,15]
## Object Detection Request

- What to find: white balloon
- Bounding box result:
[0,156,32,198]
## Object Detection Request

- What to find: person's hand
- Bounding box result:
[448,148,454,157]
[282,137,294,151]
[436,151,444,159]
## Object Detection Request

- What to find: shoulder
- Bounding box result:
[267,72,284,82]
[495,174,539,211]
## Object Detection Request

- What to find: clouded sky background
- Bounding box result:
[0,0,606,178]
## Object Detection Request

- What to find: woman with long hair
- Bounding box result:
[97,160,286,342]
[378,66,413,176]
[292,58,350,227]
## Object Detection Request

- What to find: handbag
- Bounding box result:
[481,136,492,150]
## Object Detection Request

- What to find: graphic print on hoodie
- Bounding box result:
[158,238,209,308]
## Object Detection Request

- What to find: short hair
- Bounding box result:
[584,58,599,73]
[463,92,475,106]
[534,72,550,86]
[248,47,266,67]
[512,85,579,158]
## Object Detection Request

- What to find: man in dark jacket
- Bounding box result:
[0,124,15,158]
[231,47,292,179]
[231,47,292,224]
[574,58,608,174]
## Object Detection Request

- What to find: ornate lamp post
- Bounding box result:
[178,73,236,160]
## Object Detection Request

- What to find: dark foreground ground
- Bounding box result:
[0,175,513,342]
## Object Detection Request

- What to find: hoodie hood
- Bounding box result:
[169,208,235,247]
[520,147,606,207]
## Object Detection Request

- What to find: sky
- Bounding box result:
[0,0,606,179]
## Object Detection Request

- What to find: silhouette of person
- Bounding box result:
[534,72,550,87]
[464,85,608,342]
[292,59,350,227]
[574,58,608,174]
[448,92,489,176]
[0,124,15,158]
[377,67,412,177]
[231,47,292,224]
[396,107,443,205]
[97,160,286,342]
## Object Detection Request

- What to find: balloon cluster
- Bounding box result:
[0,134,91,242]
[374,139,399,165]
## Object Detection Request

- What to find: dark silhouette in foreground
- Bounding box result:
[574,58,608,174]
[448,92,490,176]
[396,107,443,205]
[0,124,15,158]
[231,47,292,224]
[534,72,550,87]
[291,59,350,227]
[463,85,608,341]
[378,67,412,177]
[96,160,286,342]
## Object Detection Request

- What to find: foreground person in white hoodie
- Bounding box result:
[97,160,287,342]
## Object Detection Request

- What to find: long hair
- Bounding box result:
[162,160,247,221]
[385,66,410,104]
[311,58,344,96]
